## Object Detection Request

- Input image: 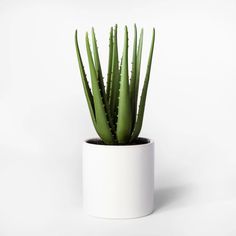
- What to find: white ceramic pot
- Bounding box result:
[82,138,155,219]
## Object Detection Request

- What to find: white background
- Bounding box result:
[0,0,236,235]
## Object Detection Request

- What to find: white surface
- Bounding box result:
[83,140,154,218]
[0,0,236,235]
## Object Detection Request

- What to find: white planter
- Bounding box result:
[82,138,155,219]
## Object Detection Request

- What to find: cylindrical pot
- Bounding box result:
[82,138,155,219]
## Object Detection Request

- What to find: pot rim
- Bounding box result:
[83,137,154,148]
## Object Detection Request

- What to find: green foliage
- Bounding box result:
[75,25,155,145]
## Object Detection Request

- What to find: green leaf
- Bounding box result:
[130,28,155,142]
[134,28,143,120]
[91,28,115,135]
[129,24,137,128]
[109,25,120,127]
[106,27,113,100]
[74,30,97,130]
[85,33,114,144]
[91,28,106,99]
[116,26,132,144]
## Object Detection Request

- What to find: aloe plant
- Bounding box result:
[75,25,155,145]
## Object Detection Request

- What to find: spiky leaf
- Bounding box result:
[134,28,143,119]
[106,27,113,100]
[91,28,106,99]
[130,28,155,142]
[85,33,114,144]
[130,24,137,127]
[116,26,132,144]
[75,30,97,130]
[91,28,115,134]
[109,25,120,126]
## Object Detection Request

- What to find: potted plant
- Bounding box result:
[75,24,155,219]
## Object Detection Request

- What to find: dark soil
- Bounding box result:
[86,137,150,146]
